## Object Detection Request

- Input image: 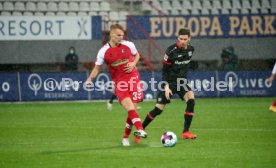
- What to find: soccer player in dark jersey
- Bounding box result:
[141,28,197,140]
[85,24,147,146]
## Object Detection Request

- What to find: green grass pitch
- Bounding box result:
[0,97,276,168]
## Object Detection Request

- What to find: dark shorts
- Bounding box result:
[156,83,192,105]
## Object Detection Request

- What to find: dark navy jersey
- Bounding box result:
[162,43,195,85]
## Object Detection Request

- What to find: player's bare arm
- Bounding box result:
[268,74,275,84]
[85,65,101,84]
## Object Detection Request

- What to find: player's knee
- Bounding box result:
[150,106,163,118]
[186,99,195,112]
[156,103,165,110]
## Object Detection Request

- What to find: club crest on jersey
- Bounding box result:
[188,51,193,56]
[122,49,126,53]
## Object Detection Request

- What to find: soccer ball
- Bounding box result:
[161,131,177,147]
[145,93,153,100]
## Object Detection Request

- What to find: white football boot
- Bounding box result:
[134,130,147,138]
[122,138,130,146]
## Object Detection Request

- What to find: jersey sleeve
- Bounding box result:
[95,47,107,66]
[163,48,172,63]
[162,48,173,82]
[122,40,138,55]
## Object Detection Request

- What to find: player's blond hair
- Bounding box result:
[110,24,124,32]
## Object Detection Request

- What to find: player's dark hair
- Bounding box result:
[110,24,124,32]
[178,28,190,36]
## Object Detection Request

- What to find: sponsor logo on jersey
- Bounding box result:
[178,55,183,58]
[111,59,129,67]
[175,60,191,64]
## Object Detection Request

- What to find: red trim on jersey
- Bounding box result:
[163,61,172,65]
[184,112,194,116]
[147,113,154,120]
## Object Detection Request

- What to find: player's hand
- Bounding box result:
[124,62,135,73]
[85,78,92,86]
[164,85,172,100]
[268,76,274,84]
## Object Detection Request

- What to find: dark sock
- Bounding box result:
[183,99,195,132]
[142,107,163,129]
[109,94,117,104]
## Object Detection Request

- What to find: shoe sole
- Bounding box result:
[182,136,197,139]
[134,131,147,138]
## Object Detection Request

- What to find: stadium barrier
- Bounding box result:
[0,71,275,102]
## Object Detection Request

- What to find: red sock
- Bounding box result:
[272,100,276,107]
[123,117,132,138]
[128,110,143,130]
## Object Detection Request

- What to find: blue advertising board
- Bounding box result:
[19,72,88,101]
[88,72,113,100]
[91,16,102,40]
[188,71,219,97]
[0,71,275,102]
[218,71,276,97]
[140,71,157,98]
[0,73,19,101]
[127,14,276,39]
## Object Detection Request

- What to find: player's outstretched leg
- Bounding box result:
[142,106,163,129]
[182,99,197,139]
